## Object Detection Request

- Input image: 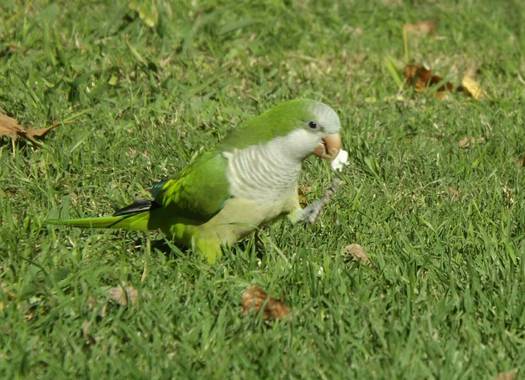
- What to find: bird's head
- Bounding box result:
[222,99,343,163]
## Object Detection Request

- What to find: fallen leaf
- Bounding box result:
[0,113,56,145]
[108,285,139,306]
[459,74,486,100]
[403,20,437,36]
[0,113,24,139]
[24,126,56,140]
[458,136,486,149]
[404,63,429,91]
[494,369,517,380]
[241,285,290,320]
[343,244,370,265]
[404,64,453,99]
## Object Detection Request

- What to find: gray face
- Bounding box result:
[309,102,341,135]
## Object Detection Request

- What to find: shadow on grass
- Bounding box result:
[143,234,264,261]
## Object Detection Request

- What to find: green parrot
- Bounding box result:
[47,99,343,263]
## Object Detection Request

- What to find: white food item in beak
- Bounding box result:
[331,149,349,172]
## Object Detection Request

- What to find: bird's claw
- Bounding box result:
[298,200,324,224]
[295,177,344,225]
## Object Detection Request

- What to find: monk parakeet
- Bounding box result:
[48,99,344,263]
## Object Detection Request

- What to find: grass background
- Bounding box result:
[1,0,524,378]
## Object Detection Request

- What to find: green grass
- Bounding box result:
[1,0,524,378]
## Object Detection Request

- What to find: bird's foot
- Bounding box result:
[296,177,344,224]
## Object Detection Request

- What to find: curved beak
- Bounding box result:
[313,133,342,160]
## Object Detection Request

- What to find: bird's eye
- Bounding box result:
[308,121,318,130]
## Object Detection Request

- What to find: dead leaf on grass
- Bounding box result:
[457,67,486,100]
[0,113,57,145]
[108,285,139,306]
[458,136,486,149]
[404,64,454,99]
[0,114,21,140]
[343,244,371,265]
[241,285,290,321]
[403,20,437,36]
[494,369,517,380]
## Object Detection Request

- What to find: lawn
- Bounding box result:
[1,0,524,378]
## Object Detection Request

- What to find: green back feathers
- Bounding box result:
[152,151,230,223]
[219,99,319,151]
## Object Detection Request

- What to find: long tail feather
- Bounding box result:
[47,211,150,231]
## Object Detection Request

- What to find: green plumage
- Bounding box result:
[47,213,150,230]
[220,99,318,150]
[47,99,340,263]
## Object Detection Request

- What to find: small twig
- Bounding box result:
[302,177,344,224]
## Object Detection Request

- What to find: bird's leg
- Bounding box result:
[192,236,223,264]
[295,177,343,224]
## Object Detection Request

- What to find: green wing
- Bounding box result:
[152,151,231,224]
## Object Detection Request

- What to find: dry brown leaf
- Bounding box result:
[343,244,371,265]
[404,64,453,99]
[241,285,290,321]
[494,369,517,380]
[458,136,486,149]
[25,126,56,140]
[403,20,437,36]
[108,286,139,306]
[0,113,56,144]
[0,113,24,139]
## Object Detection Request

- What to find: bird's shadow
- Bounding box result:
[149,238,186,257]
[135,234,265,261]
